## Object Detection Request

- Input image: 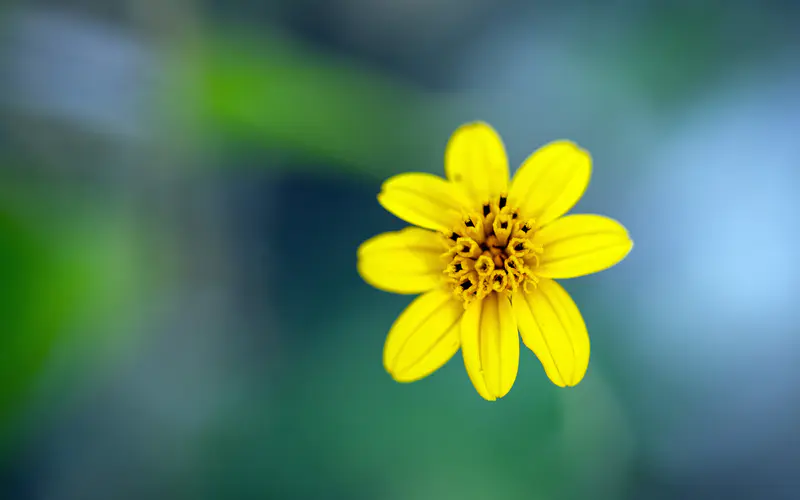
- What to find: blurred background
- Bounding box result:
[1,0,799,498]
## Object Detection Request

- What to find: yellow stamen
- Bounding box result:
[507,237,532,257]
[461,214,485,242]
[475,255,495,277]
[442,195,540,307]
[455,271,479,303]
[490,270,508,292]
[492,213,513,246]
[445,255,474,278]
[455,237,482,259]
[477,276,493,299]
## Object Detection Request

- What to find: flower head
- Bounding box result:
[357,122,632,400]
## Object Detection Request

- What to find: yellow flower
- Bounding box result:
[357,122,632,400]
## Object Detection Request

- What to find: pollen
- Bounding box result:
[443,196,543,307]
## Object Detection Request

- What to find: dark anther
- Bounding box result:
[511,212,518,219]
[483,204,491,216]
[450,232,459,241]
[514,243,525,252]
[500,221,508,229]
[521,225,531,233]
[507,260,516,269]
[460,279,473,290]
[499,196,507,209]
[494,275,503,283]
[480,243,489,251]
[465,218,475,228]
[454,263,463,272]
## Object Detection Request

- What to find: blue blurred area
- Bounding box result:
[1,1,799,499]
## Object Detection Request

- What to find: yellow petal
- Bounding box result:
[357,228,447,294]
[444,122,509,205]
[461,293,519,400]
[511,279,590,387]
[507,141,591,228]
[534,214,633,279]
[377,173,471,231]
[383,289,464,383]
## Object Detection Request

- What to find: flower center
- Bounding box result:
[443,195,543,307]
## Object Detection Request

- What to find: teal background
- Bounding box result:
[1,1,799,499]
